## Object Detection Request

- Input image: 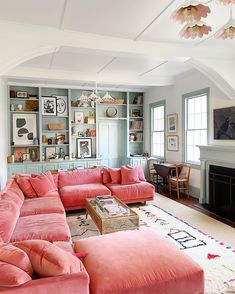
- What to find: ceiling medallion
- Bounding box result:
[171,0,235,39]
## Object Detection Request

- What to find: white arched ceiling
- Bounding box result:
[0,0,234,97]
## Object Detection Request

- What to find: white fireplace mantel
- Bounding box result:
[198,145,235,204]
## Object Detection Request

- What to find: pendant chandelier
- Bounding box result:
[171,0,235,39]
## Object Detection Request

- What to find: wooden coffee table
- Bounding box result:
[85,196,139,235]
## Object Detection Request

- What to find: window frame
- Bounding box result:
[149,100,166,159]
[182,88,210,168]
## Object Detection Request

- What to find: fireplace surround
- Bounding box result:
[198,145,235,220]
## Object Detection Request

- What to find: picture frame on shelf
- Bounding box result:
[22,153,31,161]
[13,147,28,162]
[42,96,57,116]
[29,147,39,161]
[16,91,28,98]
[167,135,179,151]
[12,113,37,145]
[54,95,68,117]
[74,111,84,123]
[76,138,92,158]
[45,146,56,160]
[167,113,178,133]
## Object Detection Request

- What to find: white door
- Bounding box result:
[98,120,125,167]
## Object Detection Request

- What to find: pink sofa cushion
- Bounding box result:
[10,213,71,243]
[102,168,111,184]
[4,178,24,201]
[105,181,154,202]
[74,229,204,294]
[1,190,23,208]
[0,243,33,276]
[16,176,37,198]
[60,184,111,209]
[108,168,121,184]
[15,240,84,278]
[20,196,64,217]
[121,166,140,185]
[29,172,57,197]
[0,200,19,243]
[59,168,102,188]
[0,261,31,287]
[53,242,74,254]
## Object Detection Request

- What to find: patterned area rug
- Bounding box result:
[67,204,235,294]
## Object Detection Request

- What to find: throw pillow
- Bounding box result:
[0,261,31,287]
[29,172,57,197]
[15,240,84,278]
[121,166,141,185]
[0,243,33,276]
[16,175,37,198]
[126,165,146,181]
[102,168,111,184]
[108,168,121,184]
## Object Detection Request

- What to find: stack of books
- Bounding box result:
[95,196,128,216]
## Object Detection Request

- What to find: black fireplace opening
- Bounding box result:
[209,165,235,221]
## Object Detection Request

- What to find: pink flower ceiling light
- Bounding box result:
[171,0,235,39]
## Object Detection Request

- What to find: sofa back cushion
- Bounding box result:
[15,240,84,278]
[108,168,121,184]
[59,168,102,188]
[102,168,111,184]
[0,200,20,243]
[0,261,32,287]
[0,179,24,208]
[0,243,33,276]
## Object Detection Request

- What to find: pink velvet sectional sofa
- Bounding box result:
[0,167,204,293]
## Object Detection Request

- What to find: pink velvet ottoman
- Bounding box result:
[74,229,204,294]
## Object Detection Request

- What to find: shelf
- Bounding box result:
[10,111,39,114]
[98,117,127,120]
[129,129,143,132]
[42,115,69,118]
[10,98,39,101]
[129,117,143,119]
[129,141,143,143]
[71,107,95,110]
[42,130,69,133]
[11,145,40,148]
[72,136,96,139]
[129,104,143,107]
[97,103,127,106]
[42,144,69,147]
[71,122,96,125]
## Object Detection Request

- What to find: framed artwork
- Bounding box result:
[22,153,31,161]
[12,113,37,145]
[76,138,92,158]
[45,147,56,160]
[29,147,39,161]
[167,135,179,151]
[42,96,57,116]
[13,147,28,162]
[167,113,178,133]
[55,95,68,117]
[214,106,235,140]
[74,111,84,123]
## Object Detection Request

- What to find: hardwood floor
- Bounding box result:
[155,187,235,229]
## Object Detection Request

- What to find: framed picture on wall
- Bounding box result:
[54,95,68,117]
[12,113,37,145]
[214,106,235,139]
[167,113,178,133]
[167,135,179,151]
[76,138,92,158]
[42,96,57,116]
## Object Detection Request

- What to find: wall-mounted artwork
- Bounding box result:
[12,113,37,145]
[167,135,179,151]
[55,95,68,117]
[214,106,235,140]
[42,96,57,116]
[167,113,178,133]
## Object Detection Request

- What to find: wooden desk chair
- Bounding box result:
[169,163,191,199]
[147,157,160,184]
[153,163,171,192]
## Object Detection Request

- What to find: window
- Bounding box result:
[184,89,209,164]
[150,101,165,158]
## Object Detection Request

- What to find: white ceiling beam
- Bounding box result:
[139,61,168,76]
[59,0,69,29]
[97,57,116,74]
